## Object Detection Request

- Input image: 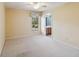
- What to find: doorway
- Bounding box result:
[45,14,52,36]
[41,13,52,36]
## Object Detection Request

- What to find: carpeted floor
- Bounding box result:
[1,35,79,57]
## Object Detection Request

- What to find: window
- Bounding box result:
[32,15,38,31]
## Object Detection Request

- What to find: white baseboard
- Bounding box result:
[0,38,5,56]
[6,35,31,40]
[54,39,79,50]
[6,34,40,40]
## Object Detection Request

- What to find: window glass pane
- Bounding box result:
[46,16,51,26]
[32,16,38,31]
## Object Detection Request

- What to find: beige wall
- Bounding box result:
[0,3,5,54]
[5,8,41,39]
[53,3,79,48]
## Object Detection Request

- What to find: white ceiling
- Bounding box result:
[5,2,66,11]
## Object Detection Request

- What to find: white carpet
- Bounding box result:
[1,35,79,57]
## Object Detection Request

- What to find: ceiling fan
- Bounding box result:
[28,2,47,9]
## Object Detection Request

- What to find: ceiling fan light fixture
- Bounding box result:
[29,2,34,5]
[33,4,40,9]
[29,2,41,9]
